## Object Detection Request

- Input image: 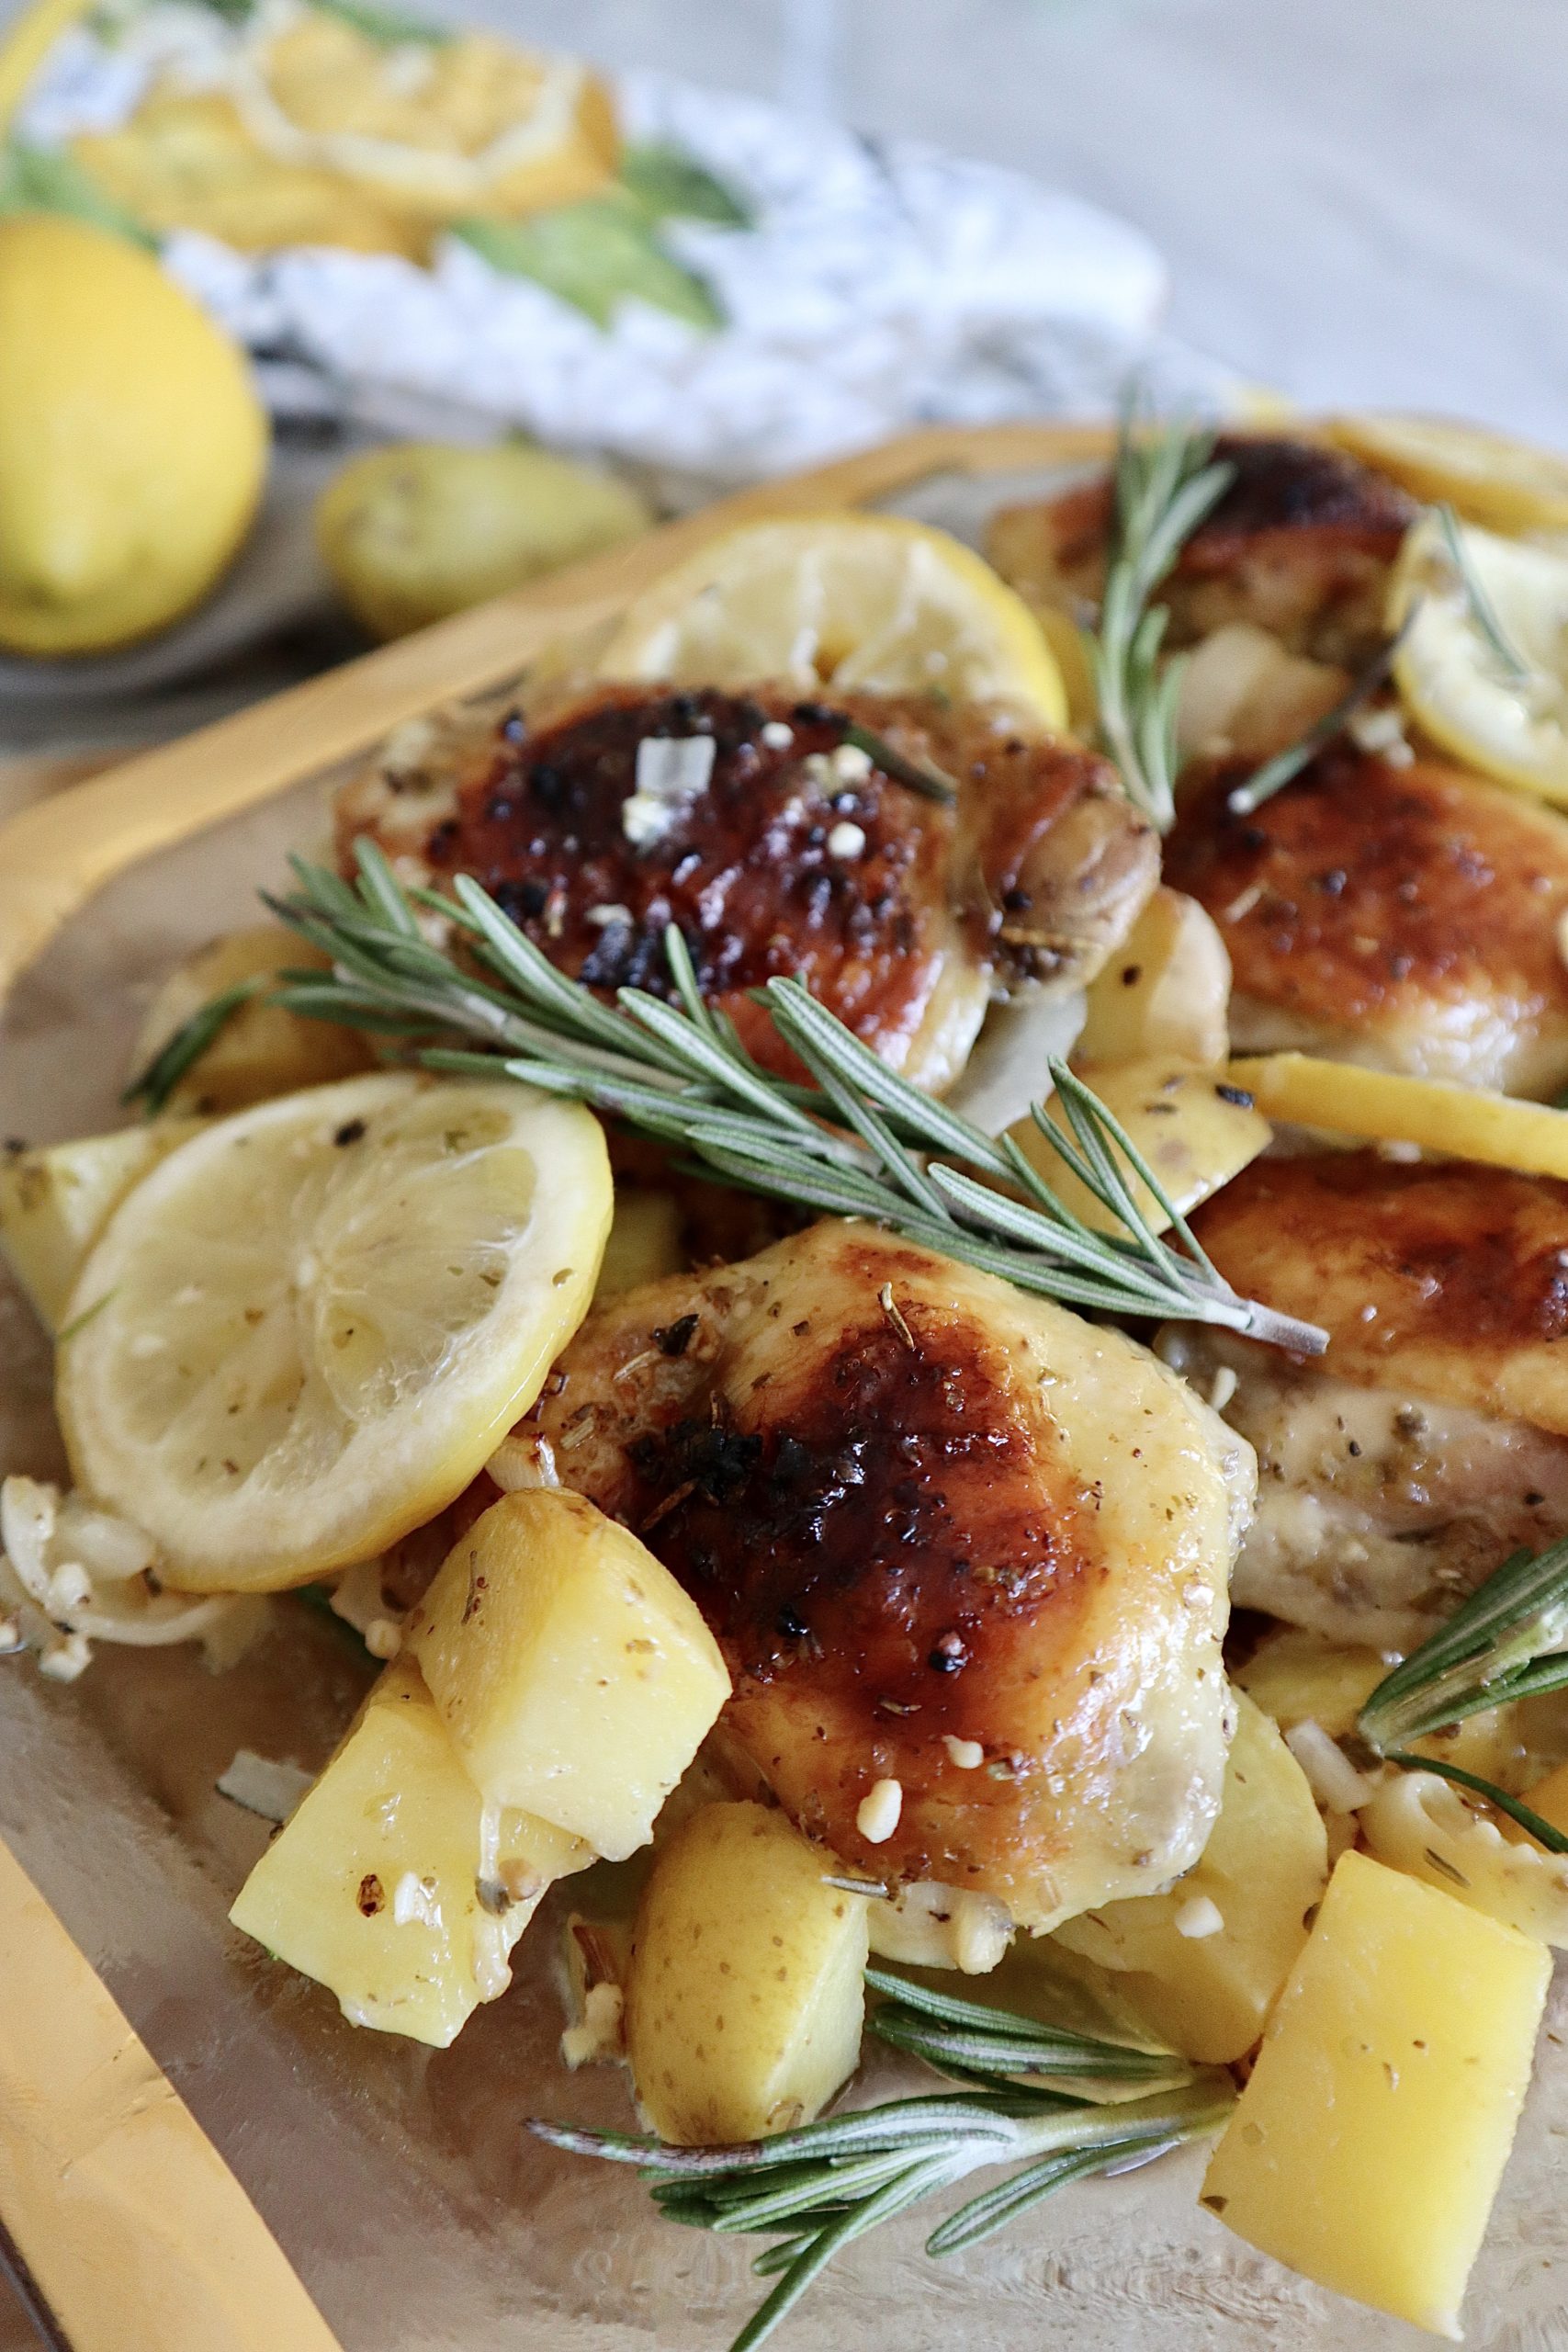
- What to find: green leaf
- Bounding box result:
[618,141,754,230]
[121,978,265,1115]
[312,0,447,41]
[454,197,724,332]
[0,141,156,248]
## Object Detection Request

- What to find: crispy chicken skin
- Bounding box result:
[1164,744,1568,1096]
[1168,1155,1568,1646]
[335,684,1156,1092]
[987,434,1417,666]
[509,1221,1252,1930]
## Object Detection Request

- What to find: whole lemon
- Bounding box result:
[0,215,268,656]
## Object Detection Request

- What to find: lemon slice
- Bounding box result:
[1389,509,1568,806]
[597,514,1067,729]
[1329,413,1568,535]
[57,1074,611,1594]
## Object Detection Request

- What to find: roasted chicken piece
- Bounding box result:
[1167,1153,1568,1651]
[335,684,1156,1092]
[987,433,1417,669]
[502,1220,1252,1932]
[1164,744,1568,1096]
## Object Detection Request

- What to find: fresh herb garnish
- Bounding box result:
[1382,1750,1568,1855]
[1359,1531,1568,1753]
[1224,608,1421,817]
[1435,502,1532,683]
[455,197,724,332]
[263,841,1326,1352]
[840,720,959,807]
[0,139,156,247]
[529,1967,1232,2352]
[1091,403,1235,831]
[619,142,754,230]
[121,977,267,1115]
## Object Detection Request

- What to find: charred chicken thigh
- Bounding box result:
[1169,1153,1568,1651]
[505,1220,1253,1932]
[336,684,1156,1092]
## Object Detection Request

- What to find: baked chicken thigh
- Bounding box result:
[1168,1153,1568,1651]
[336,684,1156,1092]
[501,1219,1253,1932]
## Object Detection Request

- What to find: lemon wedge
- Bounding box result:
[1389,509,1568,806]
[57,1074,611,1593]
[597,514,1067,729]
[1329,413,1568,535]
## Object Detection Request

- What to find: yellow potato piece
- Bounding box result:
[593,1188,683,1301]
[128,924,373,1114]
[1076,888,1232,1070]
[625,1801,870,2143]
[1229,1052,1568,1178]
[59,1073,611,1591]
[1328,412,1568,534]
[408,1489,729,1860]
[1201,1849,1550,2338]
[597,514,1067,729]
[1524,1757,1568,1838]
[1054,1692,1326,2064]
[0,1121,201,1330]
[1011,1057,1269,1237]
[316,440,652,641]
[230,1657,591,2048]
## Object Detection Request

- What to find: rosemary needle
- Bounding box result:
[1359,1528,1568,1753]
[529,1968,1232,2352]
[1435,502,1532,684]
[1224,608,1420,818]
[265,841,1326,1355]
[1091,401,1235,831]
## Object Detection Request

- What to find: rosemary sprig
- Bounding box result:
[1224,607,1420,817]
[265,842,1326,1354]
[529,1968,1231,2352]
[1091,405,1235,831]
[122,977,265,1114]
[1382,1749,1568,1856]
[1358,1530,1568,1753]
[863,1965,1191,2093]
[1436,502,1531,683]
[840,720,959,808]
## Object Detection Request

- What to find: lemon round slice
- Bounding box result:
[597,514,1067,729]
[1389,509,1568,806]
[57,1074,611,1593]
[1329,413,1568,534]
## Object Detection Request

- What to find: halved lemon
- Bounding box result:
[1329,413,1568,535]
[1389,509,1568,806]
[597,514,1068,729]
[57,1074,611,1593]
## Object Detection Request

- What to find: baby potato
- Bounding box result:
[1076,887,1233,1070]
[1011,1056,1270,1237]
[316,440,654,641]
[128,924,372,1116]
[0,1120,202,1329]
[408,1489,729,1860]
[1201,1849,1550,2337]
[230,1657,592,2048]
[1053,1691,1327,2064]
[625,1802,870,2144]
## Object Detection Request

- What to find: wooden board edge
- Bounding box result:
[0,420,1111,1001]
[0,1837,344,2352]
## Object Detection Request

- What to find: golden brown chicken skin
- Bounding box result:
[502,1221,1251,1930]
[1166,1154,1568,1646]
[987,433,1417,666]
[1164,743,1568,1096]
[335,684,1155,1091]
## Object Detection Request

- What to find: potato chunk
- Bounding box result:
[0,1122,201,1329]
[408,1489,729,1860]
[1201,1849,1550,2337]
[625,1802,870,2143]
[230,1657,590,2048]
[1076,887,1233,1069]
[1053,1691,1326,2063]
[128,925,371,1115]
[1010,1056,1270,1237]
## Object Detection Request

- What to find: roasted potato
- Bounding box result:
[127,924,371,1116]
[1075,887,1233,1070]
